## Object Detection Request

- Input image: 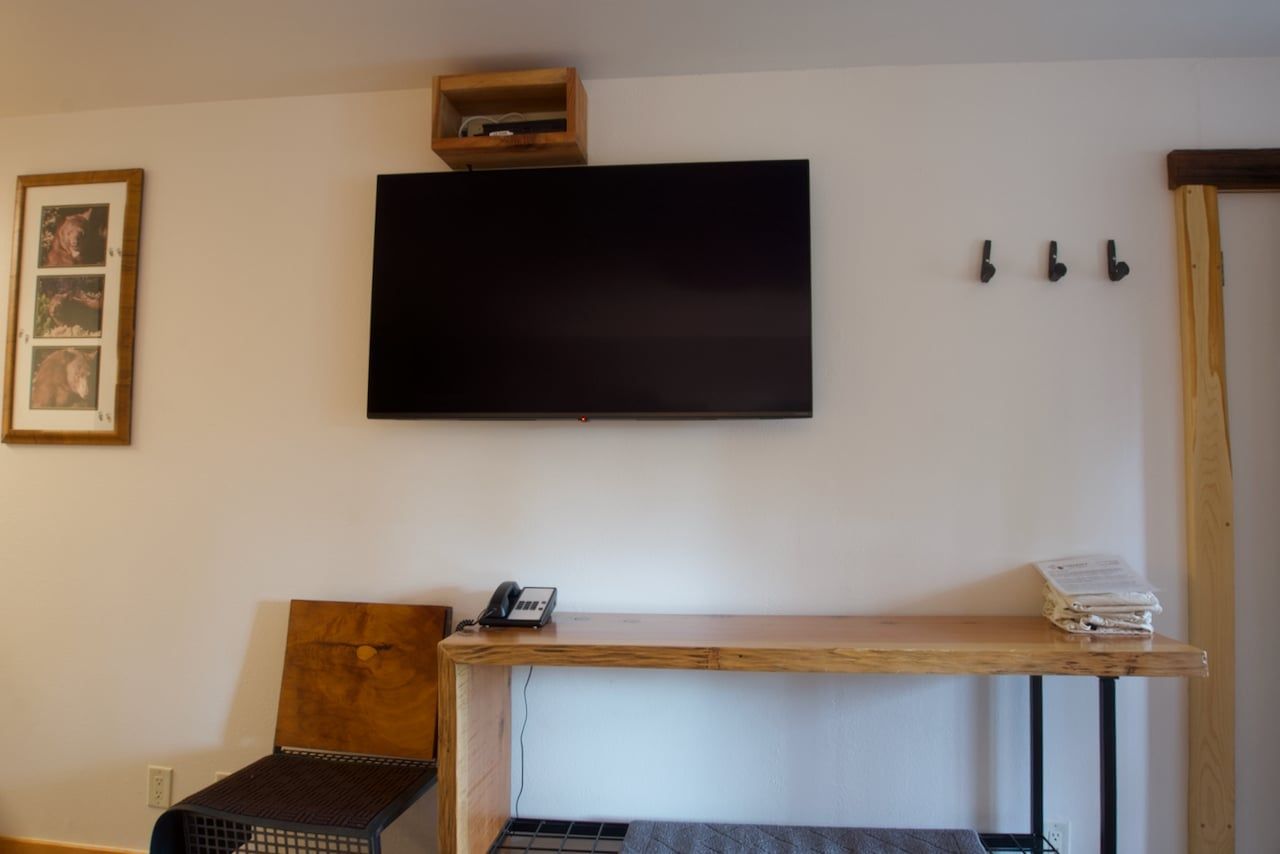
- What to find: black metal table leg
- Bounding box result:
[1030,675,1044,853]
[1099,677,1117,854]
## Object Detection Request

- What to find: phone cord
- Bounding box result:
[455,607,495,634]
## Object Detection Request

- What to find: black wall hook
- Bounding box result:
[1107,240,1130,281]
[1048,241,1067,282]
[980,240,996,283]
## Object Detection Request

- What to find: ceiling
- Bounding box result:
[2,0,1278,117]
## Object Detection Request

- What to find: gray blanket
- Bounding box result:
[621,822,987,854]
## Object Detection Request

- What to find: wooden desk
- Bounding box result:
[436,613,1207,854]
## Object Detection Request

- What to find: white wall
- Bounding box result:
[0,57,1277,854]
[1220,194,1280,853]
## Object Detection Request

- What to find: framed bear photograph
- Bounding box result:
[3,169,143,445]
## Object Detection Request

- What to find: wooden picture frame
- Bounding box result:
[3,169,143,445]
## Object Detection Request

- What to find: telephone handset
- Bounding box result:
[476,582,557,628]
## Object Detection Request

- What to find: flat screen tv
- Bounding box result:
[367,159,811,419]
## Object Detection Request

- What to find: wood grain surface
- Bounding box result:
[1176,185,1236,854]
[274,600,450,760]
[1168,149,1280,191]
[437,659,510,854]
[0,837,142,854]
[440,613,1206,678]
[435,67,572,113]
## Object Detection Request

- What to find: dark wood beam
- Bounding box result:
[1168,148,1280,191]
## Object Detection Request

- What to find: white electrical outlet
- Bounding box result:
[147,765,173,808]
[1046,821,1069,853]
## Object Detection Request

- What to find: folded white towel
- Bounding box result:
[1043,598,1153,633]
[1045,615,1154,635]
[1043,584,1162,615]
[1046,603,1151,626]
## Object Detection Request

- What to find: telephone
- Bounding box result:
[477,582,557,628]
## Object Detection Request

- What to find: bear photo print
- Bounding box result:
[3,169,143,445]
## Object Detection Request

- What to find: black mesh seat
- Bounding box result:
[150,602,451,854]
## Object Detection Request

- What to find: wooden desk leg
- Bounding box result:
[439,654,512,854]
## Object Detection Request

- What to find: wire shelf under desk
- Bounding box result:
[488,819,1062,853]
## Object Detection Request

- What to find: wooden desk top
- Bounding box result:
[439,613,1207,678]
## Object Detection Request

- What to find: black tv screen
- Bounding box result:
[367,159,811,419]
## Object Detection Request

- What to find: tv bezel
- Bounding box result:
[366,159,813,421]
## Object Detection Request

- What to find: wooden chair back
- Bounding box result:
[274,600,451,761]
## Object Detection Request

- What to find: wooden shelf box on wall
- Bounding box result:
[431,67,588,170]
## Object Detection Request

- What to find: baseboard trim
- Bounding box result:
[0,836,144,854]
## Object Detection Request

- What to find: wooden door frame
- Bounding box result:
[1168,148,1280,854]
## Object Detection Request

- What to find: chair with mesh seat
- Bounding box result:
[150,600,452,854]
